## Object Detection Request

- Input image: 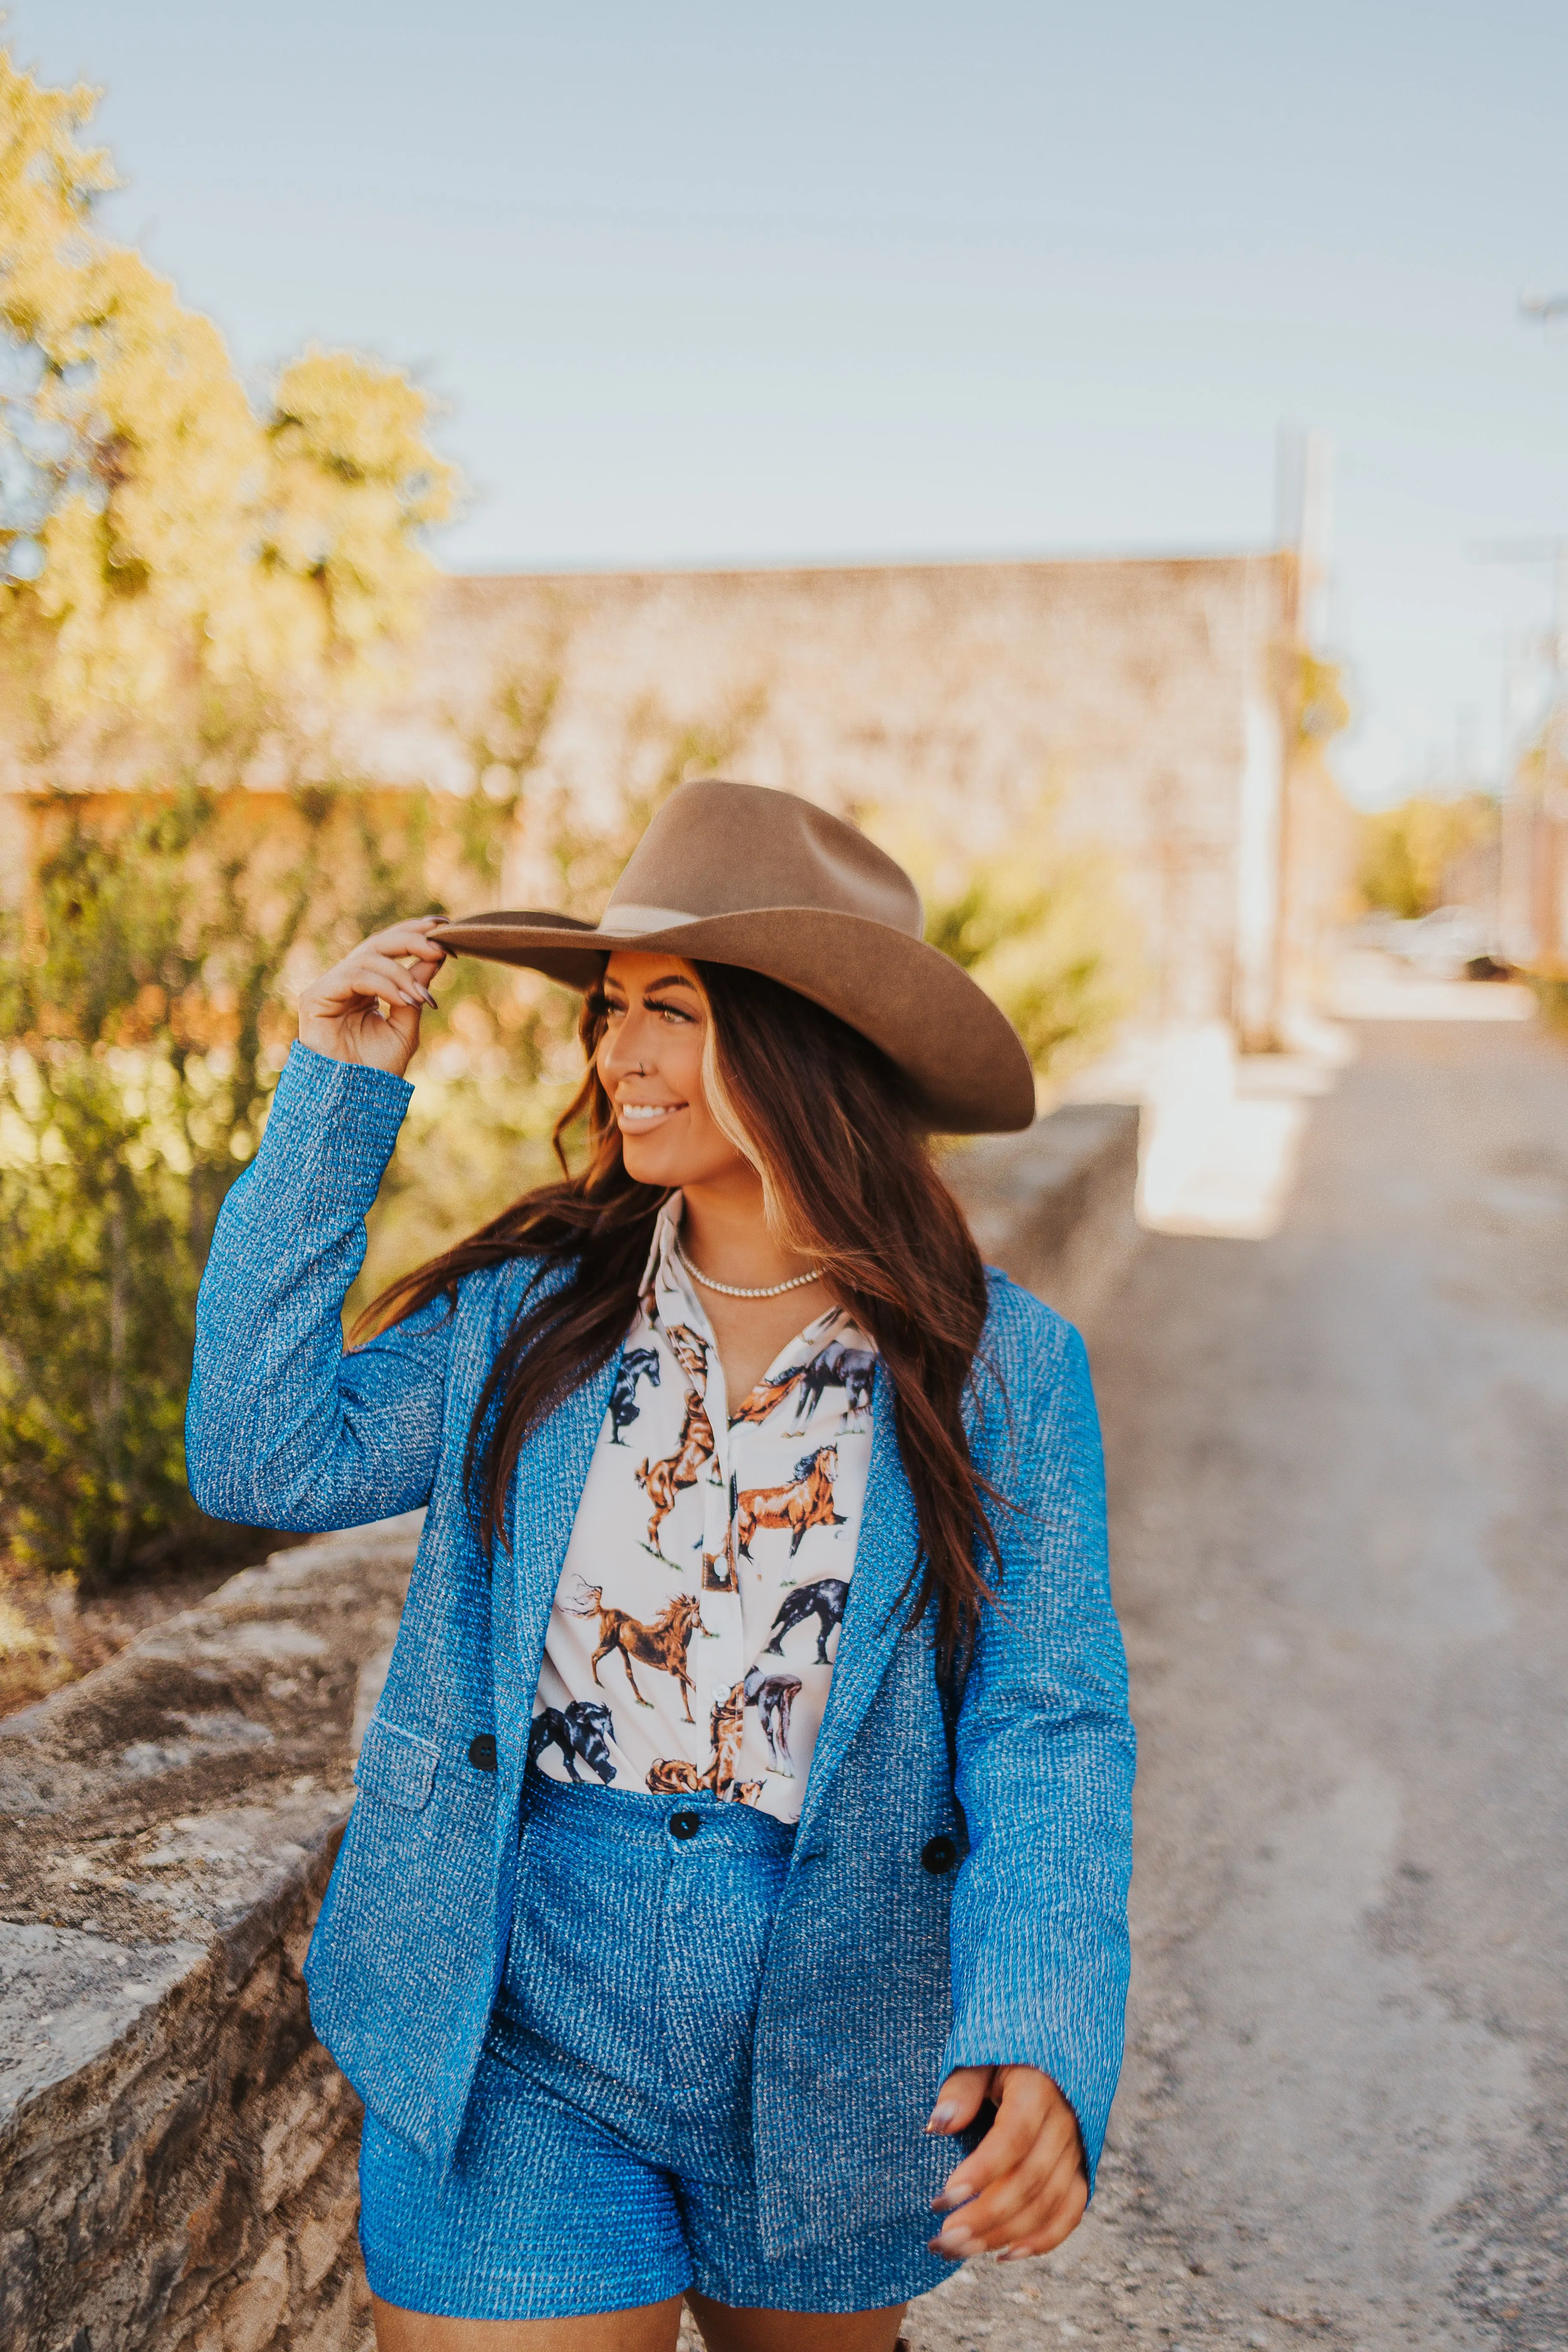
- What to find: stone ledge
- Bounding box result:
[950,1101,1142,1335]
[0,1522,418,2352]
[0,1101,1139,2349]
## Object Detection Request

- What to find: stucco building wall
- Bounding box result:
[364,552,1300,1036]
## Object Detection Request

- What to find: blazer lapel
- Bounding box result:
[793,1370,919,1846]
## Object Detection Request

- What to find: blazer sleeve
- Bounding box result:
[185,1042,453,1534]
[941,1287,1136,2190]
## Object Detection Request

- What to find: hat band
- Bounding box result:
[600,902,698,935]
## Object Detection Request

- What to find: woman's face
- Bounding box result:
[596,951,752,1192]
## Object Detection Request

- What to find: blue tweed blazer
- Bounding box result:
[186,1045,1135,2261]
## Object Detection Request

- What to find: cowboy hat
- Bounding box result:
[430,779,1035,1134]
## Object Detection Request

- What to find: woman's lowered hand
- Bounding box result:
[926,2064,1088,2260]
[297,918,448,1078]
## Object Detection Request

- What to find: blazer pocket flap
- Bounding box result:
[355,1717,439,1811]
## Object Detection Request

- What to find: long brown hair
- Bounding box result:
[355,962,1002,1672]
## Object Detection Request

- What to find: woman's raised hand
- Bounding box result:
[926,2064,1089,2262]
[296,918,448,1078]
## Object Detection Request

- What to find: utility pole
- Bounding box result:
[1259,425,1336,1044]
[1473,537,1568,963]
[1275,425,1334,650]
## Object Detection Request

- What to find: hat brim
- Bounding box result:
[429,907,1036,1136]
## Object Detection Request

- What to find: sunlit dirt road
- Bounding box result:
[908,1015,1568,2352]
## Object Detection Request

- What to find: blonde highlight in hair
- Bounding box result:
[696,982,817,1256]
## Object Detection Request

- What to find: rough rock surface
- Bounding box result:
[0,1523,416,2352]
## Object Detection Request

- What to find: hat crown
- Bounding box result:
[605,780,922,937]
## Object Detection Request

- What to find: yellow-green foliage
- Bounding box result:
[0,669,766,1580]
[0,779,504,1580]
[1357,794,1498,922]
[0,48,451,740]
[861,801,1139,1084]
[1278,647,1351,752]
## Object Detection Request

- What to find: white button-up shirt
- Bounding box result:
[529,1196,876,1821]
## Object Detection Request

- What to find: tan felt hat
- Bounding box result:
[430,779,1035,1135]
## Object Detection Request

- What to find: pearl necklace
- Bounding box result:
[677,1246,824,1300]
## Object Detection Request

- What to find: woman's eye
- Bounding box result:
[649,1001,694,1024]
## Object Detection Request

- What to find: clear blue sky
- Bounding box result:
[15,1,1568,805]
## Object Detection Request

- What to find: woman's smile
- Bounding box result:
[615,1099,686,1130]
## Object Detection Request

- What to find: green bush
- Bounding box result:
[0,680,759,1585]
[862,799,1140,1086]
[0,777,521,1580]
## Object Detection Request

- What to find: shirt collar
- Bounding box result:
[640,1192,707,1332]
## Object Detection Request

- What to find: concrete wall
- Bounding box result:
[364,556,1297,1032]
[0,1106,1138,2352]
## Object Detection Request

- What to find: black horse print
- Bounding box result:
[790,1341,876,1425]
[607,1346,661,1445]
[764,1576,850,1666]
[528,1699,617,1785]
[744,1663,802,1776]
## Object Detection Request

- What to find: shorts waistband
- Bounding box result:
[520,1763,796,1859]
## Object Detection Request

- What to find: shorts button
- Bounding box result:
[669,1810,702,1841]
[921,1834,958,1874]
[468,1733,498,1772]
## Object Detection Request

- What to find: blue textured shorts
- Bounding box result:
[358,1769,936,2318]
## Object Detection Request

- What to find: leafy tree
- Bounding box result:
[0,40,457,1587]
[0,46,452,755]
[1357,794,1498,922]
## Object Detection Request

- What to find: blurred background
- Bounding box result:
[6,0,1567,1623]
[1,10,1566,2348]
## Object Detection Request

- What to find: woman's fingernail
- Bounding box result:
[419,987,438,1007]
[939,2226,976,2256]
[925,2104,958,2133]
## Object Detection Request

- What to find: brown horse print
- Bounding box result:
[646,1677,749,1797]
[728,1360,813,1428]
[743,1663,802,1776]
[702,1472,741,1592]
[764,1576,851,1666]
[565,1585,707,1723]
[635,1388,715,1556]
[735,1445,845,1561]
[663,1321,710,1385]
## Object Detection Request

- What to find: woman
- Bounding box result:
[187,780,1135,2352]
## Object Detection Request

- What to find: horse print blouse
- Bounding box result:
[530,1196,876,1822]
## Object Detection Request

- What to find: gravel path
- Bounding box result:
[905,1017,1568,2352]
